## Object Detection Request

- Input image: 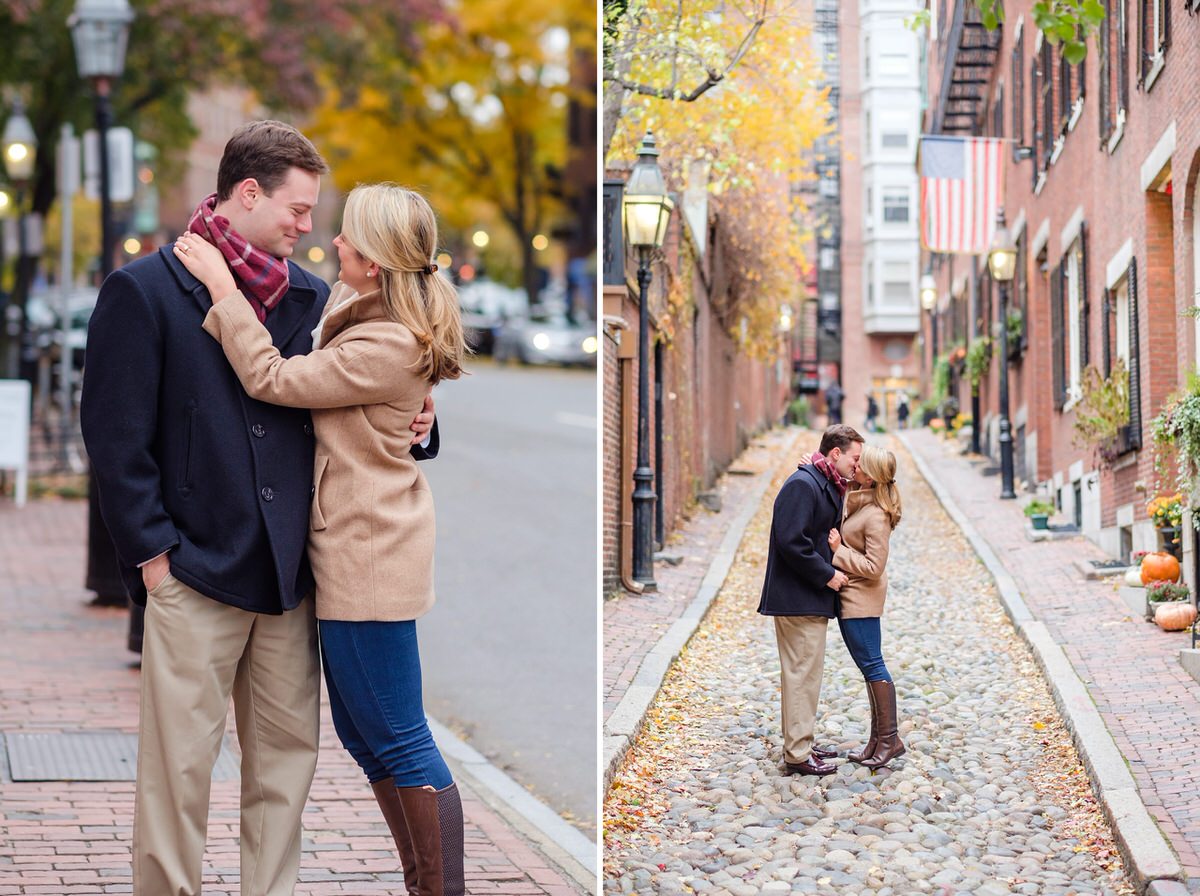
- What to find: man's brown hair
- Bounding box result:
[819,424,865,455]
[216,120,329,202]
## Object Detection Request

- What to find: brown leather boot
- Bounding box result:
[861,680,906,769]
[848,679,878,764]
[370,778,419,891]
[396,781,465,896]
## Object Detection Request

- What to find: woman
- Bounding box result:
[175,183,468,894]
[828,444,905,769]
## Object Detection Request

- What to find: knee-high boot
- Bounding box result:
[396,781,466,896]
[861,680,906,769]
[370,778,420,891]
[848,679,878,764]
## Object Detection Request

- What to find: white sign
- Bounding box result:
[0,379,31,507]
[83,127,135,203]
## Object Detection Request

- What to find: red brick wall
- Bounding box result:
[923,4,1200,536]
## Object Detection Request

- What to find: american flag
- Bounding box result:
[919,136,1006,255]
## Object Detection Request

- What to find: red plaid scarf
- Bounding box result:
[187,193,290,322]
[809,451,849,497]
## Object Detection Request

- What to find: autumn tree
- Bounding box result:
[607,0,830,359]
[306,0,594,306]
[0,0,439,367]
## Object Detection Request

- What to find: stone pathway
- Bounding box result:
[603,436,1133,895]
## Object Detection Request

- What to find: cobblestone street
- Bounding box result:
[603,436,1134,895]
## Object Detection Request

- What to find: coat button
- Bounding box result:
[252,424,266,438]
[303,423,313,436]
[261,487,275,502]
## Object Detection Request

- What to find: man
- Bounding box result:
[81,121,435,895]
[824,381,844,425]
[758,424,864,776]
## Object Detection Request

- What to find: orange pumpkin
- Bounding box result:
[1154,601,1197,631]
[1141,552,1181,585]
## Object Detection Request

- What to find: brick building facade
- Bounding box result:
[601,179,790,596]
[921,1,1200,570]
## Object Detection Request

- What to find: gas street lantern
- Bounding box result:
[622,132,674,250]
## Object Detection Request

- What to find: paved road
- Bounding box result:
[420,358,598,839]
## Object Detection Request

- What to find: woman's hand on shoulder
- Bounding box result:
[173,233,238,302]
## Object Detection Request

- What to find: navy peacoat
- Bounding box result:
[757,465,844,617]
[80,246,437,614]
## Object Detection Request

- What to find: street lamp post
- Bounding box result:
[70,0,134,611]
[988,209,1018,500]
[622,132,674,590]
[919,271,938,372]
[70,0,133,280]
[2,102,37,380]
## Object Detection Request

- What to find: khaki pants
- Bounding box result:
[134,573,320,896]
[774,615,829,764]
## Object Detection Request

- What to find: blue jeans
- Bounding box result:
[837,617,892,682]
[319,619,453,789]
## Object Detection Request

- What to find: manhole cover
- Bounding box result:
[4,732,239,782]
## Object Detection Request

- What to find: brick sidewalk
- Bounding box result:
[602,427,800,725]
[903,429,1200,887]
[0,500,586,895]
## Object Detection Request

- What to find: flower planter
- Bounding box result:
[1029,513,1049,530]
[1158,526,1182,560]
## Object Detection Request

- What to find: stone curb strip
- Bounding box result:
[429,716,598,892]
[602,441,792,792]
[898,433,1187,896]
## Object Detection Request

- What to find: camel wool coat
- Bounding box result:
[833,488,893,618]
[203,283,435,622]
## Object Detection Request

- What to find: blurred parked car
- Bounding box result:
[25,287,98,370]
[493,310,598,368]
[458,279,527,354]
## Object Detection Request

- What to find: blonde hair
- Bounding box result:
[341,184,467,384]
[859,445,902,529]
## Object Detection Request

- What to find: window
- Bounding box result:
[881,131,909,149]
[882,189,909,223]
[1103,260,1141,452]
[864,35,871,80]
[879,52,909,76]
[1059,228,1091,407]
[882,261,911,305]
[1058,41,1084,132]
[1099,0,1130,145]
[992,84,1004,138]
[1139,0,1169,86]
[1035,39,1054,174]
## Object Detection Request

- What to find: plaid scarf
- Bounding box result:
[187,193,290,322]
[809,450,849,497]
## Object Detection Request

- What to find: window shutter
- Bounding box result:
[1127,257,1142,449]
[1102,289,1112,376]
[1078,224,1090,369]
[1051,261,1066,410]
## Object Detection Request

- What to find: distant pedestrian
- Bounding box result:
[176,183,469,894]
[897,393,910,430]
[825,382,844,424]
[828,445,906,769]
[758,424,864,776]
[81,122,437,896]
[865,393,880,432]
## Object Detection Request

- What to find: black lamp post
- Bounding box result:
[988,209,1018,500]
[919,271,938,370]
[622,132,674,590]
[70,0,134,612]
[2,101,37,380]
[70,0,133,281]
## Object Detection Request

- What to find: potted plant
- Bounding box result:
[1071,361,1130,470]
[1006,309,1025,360]
[1024,499,1056,530]
[1147,493,1184,560]
[1146,580,1195,628]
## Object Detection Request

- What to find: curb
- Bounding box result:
[899,432,1185,895]
[602,430,800,791]
[429,716,598,893]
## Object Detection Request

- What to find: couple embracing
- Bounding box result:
[759,424,905,776]
[82,121,468,894]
